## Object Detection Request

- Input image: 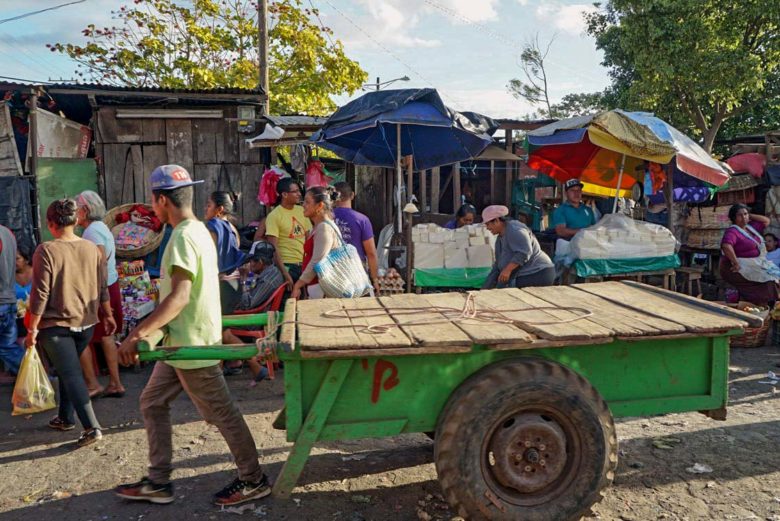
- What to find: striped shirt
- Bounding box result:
[237,266,284,311]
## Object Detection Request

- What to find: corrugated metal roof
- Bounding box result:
[266,115,328,127]
[45,82,266,96]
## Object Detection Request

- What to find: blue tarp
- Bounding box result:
[313,89,494,171]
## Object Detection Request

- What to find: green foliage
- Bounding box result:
[48,0,367,115]
[585,0,780,152]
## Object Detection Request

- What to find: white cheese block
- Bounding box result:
[469,236,487,246]
[445,247,469,269]
[414,243,445,269]
[428,231,447,244]
[467,244,494,268]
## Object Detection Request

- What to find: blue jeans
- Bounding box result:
[0,303,22,374]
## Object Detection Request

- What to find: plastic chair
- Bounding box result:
[225,283,287,379]
[229,283,287,315]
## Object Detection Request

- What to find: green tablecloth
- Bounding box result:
[574,254,680,278]
[414,268,491,288]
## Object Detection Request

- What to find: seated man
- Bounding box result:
[551,178,597,240]
[223,241,285,383]
[230,241,284,314]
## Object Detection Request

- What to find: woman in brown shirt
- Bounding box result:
[26,199,115,448]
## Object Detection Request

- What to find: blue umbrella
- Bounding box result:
[313,89,494,230]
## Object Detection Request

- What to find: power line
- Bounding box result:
[0,0,86,25]
[421,0,605,85]
[0,75,52,84]
[307,0,337,48]
[320,0,468,111]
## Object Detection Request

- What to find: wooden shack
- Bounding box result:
[45,84,269,225]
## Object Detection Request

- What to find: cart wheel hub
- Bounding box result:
[488,413,567,494]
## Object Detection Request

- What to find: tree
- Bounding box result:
[586,1,780,152]
[508,34,556,118]
[48,0,367,115]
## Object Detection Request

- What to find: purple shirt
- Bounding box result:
[333,207,374,261]
[721,220,765,258]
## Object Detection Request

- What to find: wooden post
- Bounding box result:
[420,169,427,214]
[490,160,496,204]
[431,167,440,213]
[453,162,461,210]
[29,88,41,243]
[505,130,514,206]
[406,155,413,203]
[258,0,269,115]
[665,163,674,231]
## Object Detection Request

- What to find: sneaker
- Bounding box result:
[76,428,103,447]
[48,416,75,431]
[213,475,271,506]
[115,477,174,505]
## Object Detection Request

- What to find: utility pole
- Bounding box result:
[258,0,269,115]
[375,76,380,91]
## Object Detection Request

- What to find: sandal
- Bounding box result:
[103,387,126,398]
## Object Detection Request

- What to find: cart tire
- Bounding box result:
[434,358,617,521]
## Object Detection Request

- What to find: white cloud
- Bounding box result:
[442,88,536,119]
[516,0,529,5]
[534,3,597,34]
[436,0,500,23]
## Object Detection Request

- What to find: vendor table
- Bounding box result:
[138,282,760,520]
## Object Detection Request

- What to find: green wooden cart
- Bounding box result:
[139,281,761,521]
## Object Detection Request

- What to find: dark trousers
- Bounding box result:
[499,265,557,289]
[39,326,101,430]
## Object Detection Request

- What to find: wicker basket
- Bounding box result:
[685,228,725,249]
[104,203,163,259]
[684,206,730,229]
[726,302,771,348]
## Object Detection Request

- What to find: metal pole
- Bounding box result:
[612,154,626,214]
[258,0,269,115]
[396,123,402,232]
[376,76,380,91]
[29,88,41,244]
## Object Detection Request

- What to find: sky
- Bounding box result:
[0,0,611,119]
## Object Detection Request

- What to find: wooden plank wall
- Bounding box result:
[97,106,265,225]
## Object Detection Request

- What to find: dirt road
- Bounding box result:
[1,345,778,521]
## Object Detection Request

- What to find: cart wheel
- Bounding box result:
[434,358,617,521]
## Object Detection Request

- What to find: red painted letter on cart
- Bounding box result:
[371,360,400,404]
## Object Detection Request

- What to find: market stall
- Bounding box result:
[526,110,732,282]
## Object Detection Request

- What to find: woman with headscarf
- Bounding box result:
[481,205,555,289]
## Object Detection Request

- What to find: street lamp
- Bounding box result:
[362,75,411,91]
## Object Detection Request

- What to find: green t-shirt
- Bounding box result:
[160,219,222,370]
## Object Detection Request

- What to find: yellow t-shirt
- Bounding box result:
[159,219,222,370]
[265,205,312,264]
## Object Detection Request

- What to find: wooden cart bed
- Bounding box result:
[280,281,762,358]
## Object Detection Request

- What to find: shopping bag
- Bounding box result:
[305,160,332,189]
[314,221,372,298]
[11,347,56,416]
